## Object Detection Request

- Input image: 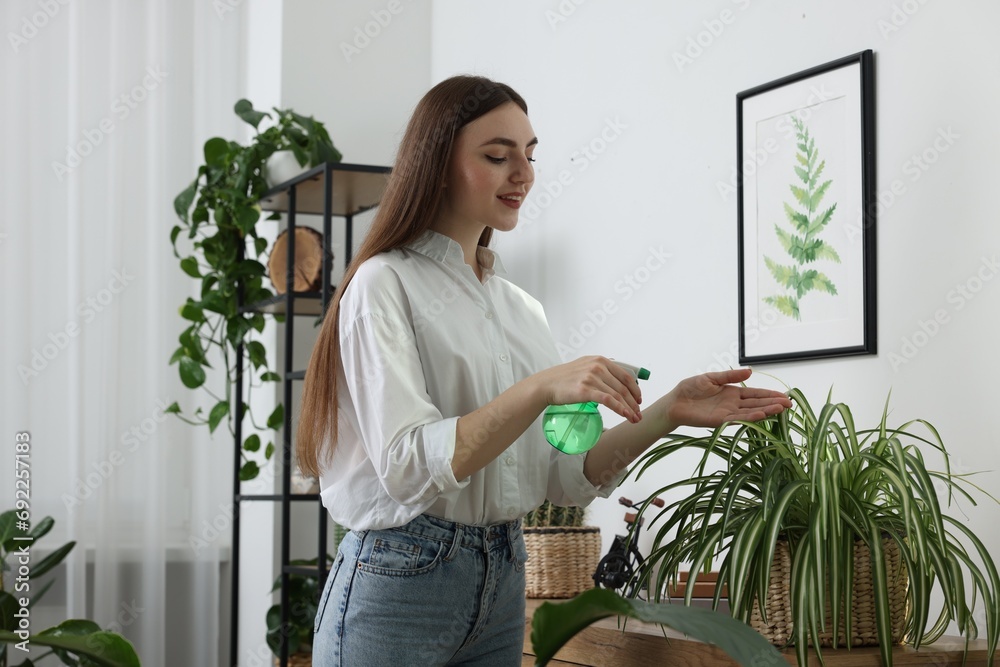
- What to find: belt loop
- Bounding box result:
[505,521,516,559]
[445,523,462,562]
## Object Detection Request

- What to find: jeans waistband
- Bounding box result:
[389,513,522,552]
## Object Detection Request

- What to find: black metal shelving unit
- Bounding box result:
[230,161,391,667]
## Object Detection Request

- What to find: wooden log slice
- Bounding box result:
[267,227,330,294]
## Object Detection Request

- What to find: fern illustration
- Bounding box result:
[763,116,840,320]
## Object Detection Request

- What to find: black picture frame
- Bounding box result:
[737,50,876,365]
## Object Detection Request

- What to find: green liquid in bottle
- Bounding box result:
[542,401,604,455]
[542,362,650,455]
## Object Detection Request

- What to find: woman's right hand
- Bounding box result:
[534,356,643,424]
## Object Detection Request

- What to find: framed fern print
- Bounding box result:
[737,50,876,364]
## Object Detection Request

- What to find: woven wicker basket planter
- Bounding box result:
[750,537,908,647]
[524,526,601,599]
[272,652,311,667]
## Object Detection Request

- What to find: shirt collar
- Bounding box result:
[406,229,508,282]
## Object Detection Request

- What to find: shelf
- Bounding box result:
[258,162,391,216]
[240,291,329,316]
[285,565,329,578]
[233,159,390,667]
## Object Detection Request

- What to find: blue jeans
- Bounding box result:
[312,514,528,666]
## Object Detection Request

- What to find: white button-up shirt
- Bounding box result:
[319,230,624,530]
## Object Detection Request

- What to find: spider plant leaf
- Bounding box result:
[714,556,731,612]
[865,523,893,667]
[684,523,727,607]
[788,388,816,427]
[943,517,1000,660]
[727,513,765,618]
[903,451,947,545]
[926,471,978,507]
[828,528,846,650]
[791,539,813,666]
[807,497,828,636]
[891,533,922,647]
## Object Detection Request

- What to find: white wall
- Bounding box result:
[430,0,1000,629]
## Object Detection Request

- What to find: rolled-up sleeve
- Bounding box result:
[339,305,469,508]
[544,436,628,507]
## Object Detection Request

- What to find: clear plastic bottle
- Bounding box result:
[543,362,650,455]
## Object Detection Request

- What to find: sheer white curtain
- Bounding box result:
[1,1,249,665]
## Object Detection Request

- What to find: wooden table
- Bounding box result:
[523,599,992,666]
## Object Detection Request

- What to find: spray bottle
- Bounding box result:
[542,361,650,455]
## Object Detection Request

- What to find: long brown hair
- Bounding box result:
[296,75,529,477]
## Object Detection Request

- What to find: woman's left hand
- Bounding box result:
[663,368,791,429]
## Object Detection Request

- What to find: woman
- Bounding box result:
[298,75,791,665]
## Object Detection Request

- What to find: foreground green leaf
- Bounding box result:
[0,621,140,667]
[530,588,781,666]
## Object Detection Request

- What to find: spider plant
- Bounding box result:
[626,387,999,666]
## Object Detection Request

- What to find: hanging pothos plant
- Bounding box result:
[168,99,342,481]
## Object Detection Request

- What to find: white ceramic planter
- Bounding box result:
[265,151,308,189]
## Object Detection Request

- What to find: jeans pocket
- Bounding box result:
[313,552,344,634]
[356,530,446,577]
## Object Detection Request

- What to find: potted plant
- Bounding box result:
[523,501,601,599]
[0,510,141,667]
[168,99,342,481]
[620,387,999,666]
[265,558,330,667]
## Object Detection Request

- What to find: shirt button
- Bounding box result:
[505,456,514,466]
[499,353,508,362]
[507,507,516,517]
[485,311,494,319]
